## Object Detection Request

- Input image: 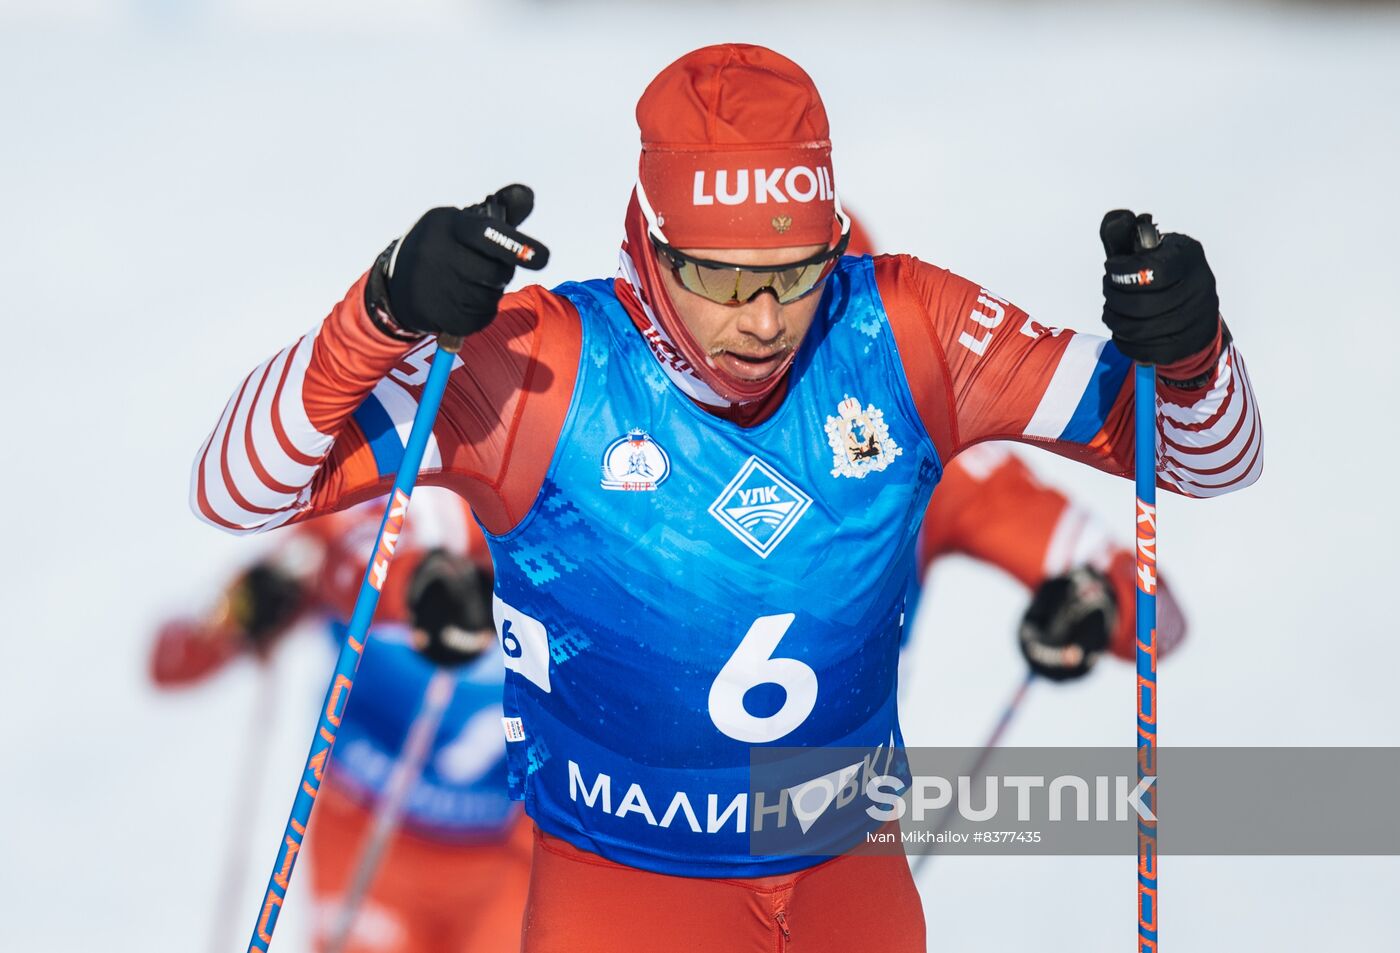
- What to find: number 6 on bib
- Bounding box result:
[708,613,818,743]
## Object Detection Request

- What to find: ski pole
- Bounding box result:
[208,659,279,953]
[1133,223,1161,952]
[244,334,462,953]
[911,670,1035,880]
[323,667,457,953]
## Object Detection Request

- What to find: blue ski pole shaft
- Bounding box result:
[1134,361,1159,951]
[245,334,461,953]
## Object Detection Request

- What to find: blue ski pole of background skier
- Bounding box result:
[1131,218,1161,952]
[244,334,461,953]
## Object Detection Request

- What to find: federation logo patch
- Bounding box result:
[708,456,813,559]
[600,429,671,491]
[825,395,902,479]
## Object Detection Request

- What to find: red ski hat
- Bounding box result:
[636,44,840,249]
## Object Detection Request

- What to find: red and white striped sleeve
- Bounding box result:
[189,273,411,534]
[1154,338,1262,497]
[877,255,1262,499]
[190,273,582,537]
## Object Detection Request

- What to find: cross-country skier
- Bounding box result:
[153,488,530,953]
[191,44,1260,952]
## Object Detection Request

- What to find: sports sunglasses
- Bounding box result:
[638,181,852,306]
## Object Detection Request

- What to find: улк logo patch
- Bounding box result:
[825,396,902,479]
[708,456,813,559]
[601,429,671,491]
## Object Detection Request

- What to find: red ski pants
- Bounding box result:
[520,826,926,953]
[305,778,532,953]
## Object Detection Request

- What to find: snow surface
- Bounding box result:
[1,1,1397,950]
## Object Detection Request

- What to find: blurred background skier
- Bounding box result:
[151,488,529,953]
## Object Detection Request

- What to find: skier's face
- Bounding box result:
[659,243,827,383]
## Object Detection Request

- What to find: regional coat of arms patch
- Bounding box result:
[824,395,902,478]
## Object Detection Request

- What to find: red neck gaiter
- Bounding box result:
[615,191,801,410]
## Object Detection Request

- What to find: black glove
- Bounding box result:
[224,563,305,652]
[1018,566,1118,683]
[406,548,495,668]
[366,184,551,339]
[1100,209,1220,366]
